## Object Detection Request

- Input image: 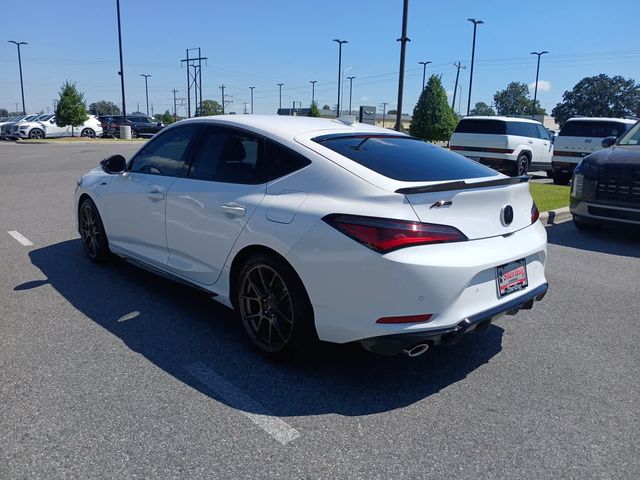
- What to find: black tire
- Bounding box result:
[78,198,111,262]
[28,128,45,139]
[236,253,315,357]
[553,172,571,186]
[546,170,554,179]
[81,128,96,138]
[511,154,529,176]
[131,129,138,139]
[573,216,599,232]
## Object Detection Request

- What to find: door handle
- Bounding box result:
[221,204,247,217]
[146,190,165,201]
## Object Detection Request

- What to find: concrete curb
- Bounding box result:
[539,206,571,226]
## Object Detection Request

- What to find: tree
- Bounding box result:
[493,82,545,116]
[88,100,120,116]
[55,81,88,136]
[322,104,331,110]
[552,74,640,125]
[308,102,320,117]
[154,110,175,125]
[469,102,495,116]
[387,109,398,115]
[130,111,145,116]
[409,75,458,142]
[199,99,223,116]
[0,108,8,117]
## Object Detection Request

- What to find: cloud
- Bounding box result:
[529,80,551,92]
[360,96,369,101]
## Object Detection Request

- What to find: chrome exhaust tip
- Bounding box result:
[403,343,429,357]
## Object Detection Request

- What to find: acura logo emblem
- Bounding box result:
[502,205,514,226]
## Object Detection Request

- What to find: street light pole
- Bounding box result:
[249,86,255,114]
[277,83,284,112]
[395,0,410,131]
[8,40,28,114]
[333,39,348,117]
[310,80,317,106]
[530,51,549,118]
[141,74,151,116]
[347,76,356,115]
[466,18,484,115]
[115,0,126,126]
[452,62,466,111]
[418,60,431,91]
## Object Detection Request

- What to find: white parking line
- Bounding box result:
[186,361,300,445]
[7,231,33,246]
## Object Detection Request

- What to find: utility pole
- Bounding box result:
[452,62,466,111]
[310,80,317,105]
[394,0,410,131]
[243,102,249,114]
[141,74,151,115]
[249,86,255,114]
[277,83,284,112]
[172,89,178,121]
[530,51,549,118]
[419,61,432,91]
[115,0,126,126]
[219,85,226,114]
[347,76,356,115]
[8,41,27,114]
[380,102,389,128]
[333,39,348,117]
[180,47,207,117]
[466,18,484,115]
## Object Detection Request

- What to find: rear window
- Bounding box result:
[559,121,631,138]
[454,119,506,135]
[313,134,498,182]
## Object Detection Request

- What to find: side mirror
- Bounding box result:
[100,154,126,173]
[601,136,617,148]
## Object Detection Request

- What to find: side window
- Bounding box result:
[265,141,311,181]
[536,124,550,140]
[130,125,197,176]
[188,127,264,184]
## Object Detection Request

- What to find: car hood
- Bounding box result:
[584,145,640,167]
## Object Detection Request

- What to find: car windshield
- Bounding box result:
[617,122,640,146]
[313,134,499,182]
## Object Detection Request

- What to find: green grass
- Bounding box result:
[529,182,570,212]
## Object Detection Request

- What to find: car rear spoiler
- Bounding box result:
[395,175,529,194]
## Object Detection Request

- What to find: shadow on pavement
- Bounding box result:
[21,239,503,417]
[546,220,640,258]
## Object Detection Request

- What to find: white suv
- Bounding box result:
[12,114,103,139]
[551,117,636,185]
[450,116,554,176]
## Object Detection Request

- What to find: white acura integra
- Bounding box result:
[75,115,548,357]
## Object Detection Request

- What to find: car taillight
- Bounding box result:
[323,214,467,253]
[531,203,539,224]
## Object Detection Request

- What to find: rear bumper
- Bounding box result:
[360,283,549,355]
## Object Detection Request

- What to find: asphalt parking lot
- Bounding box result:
[1,141,639,479]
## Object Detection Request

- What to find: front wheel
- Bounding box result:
[236,254,315,357]
[29,128,45,139]
[81,128,96,138]
[130,129,138,139]
[78,198,111,262]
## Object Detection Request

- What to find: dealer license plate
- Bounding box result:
[496,259,528,297]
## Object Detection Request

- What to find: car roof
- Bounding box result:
[565,117,637,124]
[460,116,543,124]
[176,114,392,141]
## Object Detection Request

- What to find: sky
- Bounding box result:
[1,0,638,118]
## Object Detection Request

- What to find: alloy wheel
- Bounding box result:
[238,264,294,352]
[79,203,100,258]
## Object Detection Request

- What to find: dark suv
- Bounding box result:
[570,121,640,230]
[106,115,164,138]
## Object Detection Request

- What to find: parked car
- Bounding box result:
[551,117,636,185]
[97,115,117,137]
[11,114,102,139]
[75,115,548,358]
[106,115,164,138]
[570,121,640,229]
[1,114,38,139]
[5,114,53,139]
[450,116,554,176]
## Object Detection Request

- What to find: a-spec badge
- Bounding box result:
[502,205,514,226]
[429,200,452,209]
